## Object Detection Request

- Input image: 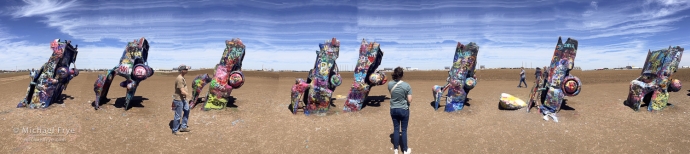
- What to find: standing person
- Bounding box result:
[29,68,36,79]
[517,67,527,88]
[388,67,412,154]
[172,64,191,135]
[535,67,542,80]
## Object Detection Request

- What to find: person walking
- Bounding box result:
[172,64,191,135]
[388,67,412,154]
[517,67,527,88]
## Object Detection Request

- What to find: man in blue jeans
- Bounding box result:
[517,67,527,88]
[172,64,191,135]
[388,67,412,154]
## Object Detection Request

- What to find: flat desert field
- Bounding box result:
[1,69,689,153]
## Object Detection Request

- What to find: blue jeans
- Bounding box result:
[172,99,189,132]
[391,108,409,151]
[518,77,527,87]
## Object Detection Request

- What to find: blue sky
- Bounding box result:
[1,0,689,71]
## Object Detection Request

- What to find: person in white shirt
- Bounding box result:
[517,67,527,88]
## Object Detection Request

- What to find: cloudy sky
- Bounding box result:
[1,0,689,71]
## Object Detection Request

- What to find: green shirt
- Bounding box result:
[388,80,412,109]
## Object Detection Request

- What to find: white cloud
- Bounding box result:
[562,0,690,39]
[0,28,53,70]
[66,0,356,11]
[356,0,558,10]
[9,0,79,18]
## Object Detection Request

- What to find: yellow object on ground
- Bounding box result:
[499,93,527,110]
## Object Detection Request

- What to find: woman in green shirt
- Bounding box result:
[388,67,412,154]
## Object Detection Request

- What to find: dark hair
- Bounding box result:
[392,67,404,81]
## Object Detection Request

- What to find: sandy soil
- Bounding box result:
[1,69,689,153]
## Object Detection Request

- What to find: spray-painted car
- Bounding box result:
[431,42,479,112]
[343,39,386,112]
[93,37,154,110]
[625,46,683,111]
[290,38,342,116]
[189,38,246,110]
[527,37,581,122]
[17,39,80,109]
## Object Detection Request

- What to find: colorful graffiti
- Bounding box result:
[290,38,342,116]
[17,39,80,109]
[93,37,154,110]
[343,39,386,112]
[625,46,683,111]
[189,38,246,110]
[527,37,581,122]
[431,42,479,112]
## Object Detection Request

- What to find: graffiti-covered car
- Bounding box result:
[432,42,479,112]
[343,39,386,112]
[93,37,154,110]
[290,38,342,116]
[626,46,683,111]
[527,37,582,122]
[189,38,246,110]
[17,39,80,109]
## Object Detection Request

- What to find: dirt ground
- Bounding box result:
[1,69,689,153]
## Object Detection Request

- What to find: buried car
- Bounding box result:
[342,39,386,112]
[526,37,582,122]
[625,46,683,111]
[17,39,80,109]
[432,42,479,112]
[290,38,343,116]
[189,38,246,110]
[93,37,154,110]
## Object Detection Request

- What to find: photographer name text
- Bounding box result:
[13,126,76,135]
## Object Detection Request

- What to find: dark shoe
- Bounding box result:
[179,128,190,132]
[172,131,178,135]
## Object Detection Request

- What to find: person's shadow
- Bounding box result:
[168,120,184,131]
[389,133,406,149]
